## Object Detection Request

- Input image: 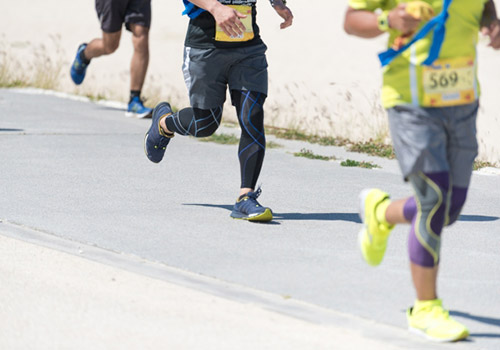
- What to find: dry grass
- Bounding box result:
[0,36,497,169]
[0,34,63,90]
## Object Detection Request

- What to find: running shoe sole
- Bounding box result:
[358,188,374,264]
[230,208,273,222]
[125,110,152,119]
[408,326,469,343]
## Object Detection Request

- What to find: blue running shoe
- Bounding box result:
[126,96,153,118]
[144,102,174,163]
[230,187,273,222]
[70,43,89,85]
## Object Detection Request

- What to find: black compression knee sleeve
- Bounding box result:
[231,90,267,189]
[164,106,223,137]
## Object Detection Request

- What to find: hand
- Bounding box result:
[212,3,247,37]
[273,2,293,29]
[482,19,500,49]
[388,4,422,35]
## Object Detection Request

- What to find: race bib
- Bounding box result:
[215,5,254,42]
[422,56,476,107]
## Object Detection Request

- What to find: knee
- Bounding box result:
[131,25,149,52]
[192,107,222,138]
[240,104,264,129]
[103,42,119,54]
[418,182,446,216]
[235,92,266,131]
[196,124,218,138]
[133,33,149,53]
[412,173,449,232]
[409,173,450,267]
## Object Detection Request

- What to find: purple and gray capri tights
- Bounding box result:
[387,102,479,268]
[403,172,469,267]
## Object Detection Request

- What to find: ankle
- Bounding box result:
[129,90,141,103]
[239,188,253,199]
[376,199,393,227]
[159,116,174,137]
[80,49,90,64]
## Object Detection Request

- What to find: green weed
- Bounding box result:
[266,127,348,147]
[473,160,498,170]
[267,141,283,149]
[348,140,395,159]
[198,133,282,149]
[265,126,398,161]
[293,148,336,161]
[340,159,379,169]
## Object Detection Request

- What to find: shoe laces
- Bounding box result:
[429,304,449,320]
[156,135,170,149]
[131,96,144,106]
[244,186,263,200]
[414,302,450,321]
[251,186,262,198]
[73,60,86,70]
[239,186,264,206]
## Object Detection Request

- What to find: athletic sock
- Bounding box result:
[130,90,141,103]
[158,116,174,138]
[79,50,90,65]
[375,198,392,227]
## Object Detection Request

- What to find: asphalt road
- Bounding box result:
[1,89,499,349]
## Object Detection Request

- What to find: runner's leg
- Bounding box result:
[129,23,149,92]
[231,90,266,193]
[161,106,223,137]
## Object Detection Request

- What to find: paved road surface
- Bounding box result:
[1,89,499,349]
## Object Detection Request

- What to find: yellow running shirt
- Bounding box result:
[348,0,489,108]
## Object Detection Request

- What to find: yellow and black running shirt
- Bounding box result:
[185,0,263,49]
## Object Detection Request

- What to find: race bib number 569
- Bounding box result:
[422,57,476,107]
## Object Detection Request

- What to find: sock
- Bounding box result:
[130,90,141,103]
[79,50,90,65]
[158,116,174,138]
[375,198,392,227]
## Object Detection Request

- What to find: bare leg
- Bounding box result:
[385,198,410,225]
[129,23,150,91]
[84,31,122,59]
[411,263,439,300]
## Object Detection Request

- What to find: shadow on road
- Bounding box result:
[458,215,499,222]
[273,212,361,223]
[450,310,500,328]
[451,310,500,339]
[0,128,24,132]
[183,203,361,223]
[183,204,498,225]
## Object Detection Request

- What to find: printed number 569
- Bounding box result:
[428,72,459,89]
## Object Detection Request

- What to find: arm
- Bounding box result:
[344,7,382,38]
[344,5,421,38]
[481,0,500,49]
[270,0,293,29]
[189,0,247,37]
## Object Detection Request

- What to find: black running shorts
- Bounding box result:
[95,0,151,33]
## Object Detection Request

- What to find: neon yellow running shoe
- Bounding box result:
[358,188,394,266]
[407,299,469,342]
